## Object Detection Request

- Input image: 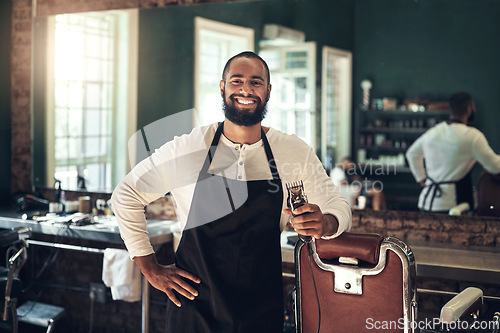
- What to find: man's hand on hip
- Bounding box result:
[134,254,200,307]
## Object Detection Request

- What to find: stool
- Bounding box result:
[17,301,65,333]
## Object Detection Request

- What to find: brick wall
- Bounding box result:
[11,0,32,194]
[350,210,500,319]
[10,0,256,193]
[351,209,500,248]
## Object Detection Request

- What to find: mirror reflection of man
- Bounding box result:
[111,51,351,332]
[406,92,500,213]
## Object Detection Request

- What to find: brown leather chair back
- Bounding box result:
[295,232,417,332]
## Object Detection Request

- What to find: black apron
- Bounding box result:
[421,171,474,212]
[165,122,284,333]
[421,120,475,212]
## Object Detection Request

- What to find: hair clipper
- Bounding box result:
[286,181,312,243]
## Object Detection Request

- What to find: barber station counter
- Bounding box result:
[1,209,499,330]
[0,210,176,333]
[0,212,175,246]
[3,211,496,286]
[410,243,500,285]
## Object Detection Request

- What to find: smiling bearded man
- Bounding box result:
[220,52,270,127]
[111,51,352,333]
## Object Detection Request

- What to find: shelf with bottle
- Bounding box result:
[360,127,426,135]
[356,107,450,169]
[355,157,411,174]
[358,145,408,153]
[359,109,450,134]
[353,96,451,209]
[361,108,450,116]
[358,132,414,152]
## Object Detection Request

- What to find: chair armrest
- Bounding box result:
[440,287,483,323]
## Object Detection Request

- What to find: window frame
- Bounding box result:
[194,16,254,128]
[321,46,353,168]
[44,9,138,191]
[259,42,317,150]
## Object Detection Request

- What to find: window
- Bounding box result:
[259,43,317,150]
[45,10,137,191]
[321,47,352,169]
[194,17,254,127]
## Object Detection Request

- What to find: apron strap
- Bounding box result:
[422,176,466,211]
[261,127,280,180]
[198,122,225,177]
[199,122,280,180]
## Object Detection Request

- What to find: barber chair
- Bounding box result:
[0,228,65,333]
[17,301,65,333]
[0,228,30,333]
[440,287,483,331]
[477,172,500,217]
[294,232,417,332]
[421,287,500,333]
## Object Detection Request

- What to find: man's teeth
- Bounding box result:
[236,98,256,105]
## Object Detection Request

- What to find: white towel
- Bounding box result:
[102,248,142,302]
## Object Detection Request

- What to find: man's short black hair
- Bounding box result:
[449,92,473,117]
[222,51,271,84]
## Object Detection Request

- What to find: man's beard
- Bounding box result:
[222,89,268,126]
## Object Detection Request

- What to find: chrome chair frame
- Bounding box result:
[294,236,417,333]
[1,237,28,333]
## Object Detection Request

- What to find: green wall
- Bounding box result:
[30,0,353,189]
[137,0,354,129]
[16,0,500,194]
[0,0,12,202]
[353,0,500,154]
[293,0,353,51]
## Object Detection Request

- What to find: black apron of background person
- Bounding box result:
[165,122,284,333]
[422,171,474,212]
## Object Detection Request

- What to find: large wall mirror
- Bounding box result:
[32,0,354,192]
[32,9,138,192]
[31,0,500,219]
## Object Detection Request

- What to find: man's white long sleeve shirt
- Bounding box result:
[112,123,352,258]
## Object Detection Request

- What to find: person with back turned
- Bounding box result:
[406,92,500,213]
[111,51,351,332]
